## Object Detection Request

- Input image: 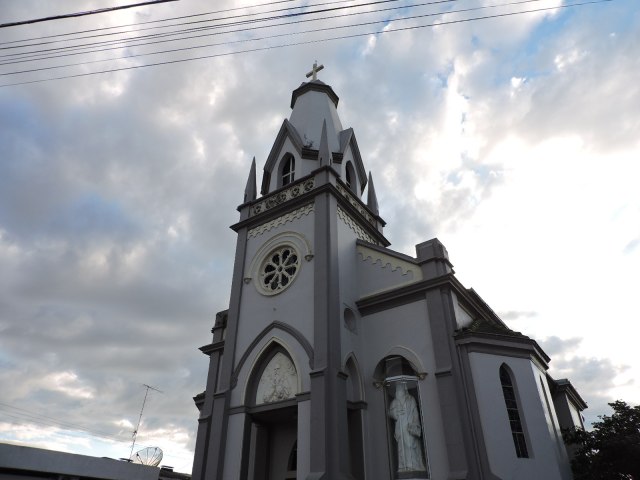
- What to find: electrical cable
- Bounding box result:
[0,0,178,29]
[0,0,545,76]
[0,0,407,59]
[0,0,357,50]
[0,413,193,464]
[0,0,459,68]
[0,0,614,88]
[0,403,130,443]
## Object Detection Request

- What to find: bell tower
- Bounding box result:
[192,67,385,480]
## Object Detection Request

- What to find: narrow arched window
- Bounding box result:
[500,365,529,458]
[282,156,295,186]
[286,441,297,478]
[345,161,357,194]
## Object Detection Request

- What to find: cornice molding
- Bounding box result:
[199,340,225,356]
[455,333,550,370]
[337,206,378,244]
[233,172,390,247]
[248,203,314,238]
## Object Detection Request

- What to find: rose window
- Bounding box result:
[260,246,300,294]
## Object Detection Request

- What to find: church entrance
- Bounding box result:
[247,404,297,480]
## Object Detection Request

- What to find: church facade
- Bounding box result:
[191,71,586,480]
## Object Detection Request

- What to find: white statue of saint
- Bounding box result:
[388,382,426,473]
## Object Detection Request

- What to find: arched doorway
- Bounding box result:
[245,344,299,480]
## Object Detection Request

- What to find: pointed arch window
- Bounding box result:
[345,161,357,194]
[285,441,297,479]
[500,365,529,458]
[282,156,295,186]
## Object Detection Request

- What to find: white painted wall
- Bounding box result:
[468,353,572,480]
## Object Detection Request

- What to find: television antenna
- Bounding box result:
[128,383,163,461]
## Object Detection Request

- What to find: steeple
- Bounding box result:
[260,66,369,199]
[289,79,342,152]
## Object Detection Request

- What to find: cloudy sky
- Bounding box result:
[0,0,638,473]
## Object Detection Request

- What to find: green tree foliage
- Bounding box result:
[564,400,640,479]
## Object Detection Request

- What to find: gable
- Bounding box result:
[261,119,305,194]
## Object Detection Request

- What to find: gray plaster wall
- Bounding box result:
[468,352,572,480]
[359,299,451,480]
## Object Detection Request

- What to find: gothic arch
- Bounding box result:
[499,363,530,458]
[343,352,365,403]
[377,346,427,379]
[231,321,314,390]
[278,153,296,188]
[344,161,357,194]
[244,339,300,406]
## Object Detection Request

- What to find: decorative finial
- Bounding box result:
[367,172,379,216]
[305,61,324,81]
[317,119,333,167]
[244,157,257,203]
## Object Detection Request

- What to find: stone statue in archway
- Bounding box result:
[388,382,426,473]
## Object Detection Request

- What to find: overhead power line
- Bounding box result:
[0,0,545,75]
[0,0,614,88]
[0,0,352,49]
[0,401,191,465]
[0,0,179,29]
[0,401,130,443]
[0,0,408,59]
[0,0,453,66]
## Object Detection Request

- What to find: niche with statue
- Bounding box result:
[379,356,429,479]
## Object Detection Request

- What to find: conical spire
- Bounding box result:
[317,119,333,167]
[244,157,257,203]
[367,172,379,216]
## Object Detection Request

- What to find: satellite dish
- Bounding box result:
[131,446,163,467]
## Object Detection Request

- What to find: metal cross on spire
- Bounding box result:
[305,61,324,81]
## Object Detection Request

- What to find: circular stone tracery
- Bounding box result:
[260,245,300,294]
